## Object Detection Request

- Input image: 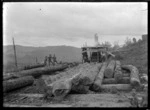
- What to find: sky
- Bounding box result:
[3,2,147,48]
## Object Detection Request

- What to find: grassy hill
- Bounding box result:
[113,38,147,75]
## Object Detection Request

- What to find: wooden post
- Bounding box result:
[97,52,99,63]
[90,51,91,63]
[12,37,18,71]
[36,57,38,64]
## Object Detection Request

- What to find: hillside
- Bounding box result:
[113,38,147,75]
[3,45,82,72]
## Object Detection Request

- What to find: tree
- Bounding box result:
[113,41,120,51]
[124,37,132,47]
[133,38,136,43]
[102,41,112,49]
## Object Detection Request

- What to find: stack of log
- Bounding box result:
[100,60,140,92]
[99,60,130,91]
[3,60,141,100]
[3,64,69,94]
[39,60,141,100]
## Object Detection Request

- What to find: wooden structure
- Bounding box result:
[81,46,108,63]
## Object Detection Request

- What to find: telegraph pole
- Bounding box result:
[12,37,18,71]
[36,57,38,64]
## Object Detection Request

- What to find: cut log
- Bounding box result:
[91,62,107,92]
[24,64,45,70]
[15,64,68,78]
[3,76,34,93]
[121,65,141,89]
[114,61,123,82]
[104,60,116,78]
[71,63,102,93]
[45,63,102,98]
[101,84,132,91]
[102,77,130,84]
[48,72,82,98]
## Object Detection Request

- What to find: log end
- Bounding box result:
[114,71,123,83]
[104,69,114,78]
[90,84,101,92]
[131,78,141,89]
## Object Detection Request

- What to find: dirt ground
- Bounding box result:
[3,92,136,107]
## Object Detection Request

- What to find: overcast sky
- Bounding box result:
[3,2,147,47]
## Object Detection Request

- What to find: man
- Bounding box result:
[44,56,48,66]
[53,54,58,65]
[48,54,52,66]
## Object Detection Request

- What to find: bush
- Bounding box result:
[124,37,132,47]
[115,54,124,60]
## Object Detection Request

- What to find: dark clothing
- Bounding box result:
[44,57,48,65]
[48,56,52,66]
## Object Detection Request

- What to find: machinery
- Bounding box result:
[81,46,108,63]
[81,34,115,63]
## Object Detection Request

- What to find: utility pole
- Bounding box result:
[36,57,38,64]
[12,37,18,71]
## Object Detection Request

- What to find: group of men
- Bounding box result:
[44,54,58,66]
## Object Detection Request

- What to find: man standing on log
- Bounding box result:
[44,56,48,66]
[53,54,58,65]
[48,54,52,66]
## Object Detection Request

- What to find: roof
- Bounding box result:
[81,46,108,53]
[81,46,107,49]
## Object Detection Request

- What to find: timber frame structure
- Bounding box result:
[81,46,108,63]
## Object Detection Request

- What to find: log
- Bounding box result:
[3,74,19,81]
[45,63,102,98]
[104,60,116,78]
[24,64,45,70]
[15,64,68,78]
[100,84,132,91]
[91,62,107,92]
[3,76,34,93]
[121,65,141,89]
[121,68,130,77]
[102,77,130,84]
[48,72,82,98]
[114,61,123,82]
[51,78,72,98]
[71,63,102,93]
